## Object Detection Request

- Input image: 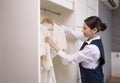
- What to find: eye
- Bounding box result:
[83,27,87,30]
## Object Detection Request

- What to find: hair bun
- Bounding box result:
[100,23,107,31]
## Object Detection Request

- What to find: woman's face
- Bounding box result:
[82,23,97,39]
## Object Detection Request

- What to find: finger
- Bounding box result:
[45,36,49,42]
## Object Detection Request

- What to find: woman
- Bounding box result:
[45,16,107,83]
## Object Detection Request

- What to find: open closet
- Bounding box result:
[40,0,78,83]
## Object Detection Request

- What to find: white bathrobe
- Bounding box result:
[40,23,67,83]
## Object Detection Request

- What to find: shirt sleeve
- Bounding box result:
[57,26,67,50]
[57,44,100,64]
[61,25,87,41]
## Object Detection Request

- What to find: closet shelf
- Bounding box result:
[41,0,74,12]
[40,8,61,15]
[48,0,74,11]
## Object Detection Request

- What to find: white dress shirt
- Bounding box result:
[57,25,100,69]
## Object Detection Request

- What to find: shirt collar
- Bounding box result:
[85,35,100,44]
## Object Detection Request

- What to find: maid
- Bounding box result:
[45,16,107,83]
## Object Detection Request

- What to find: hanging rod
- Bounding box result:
[40,8,61,15]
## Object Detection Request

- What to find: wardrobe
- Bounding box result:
[0,0,98,83]
[40,0,78,83]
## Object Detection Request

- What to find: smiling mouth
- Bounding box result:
[83,33,88,37]
[83,33,86,36]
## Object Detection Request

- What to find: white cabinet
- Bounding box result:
[75,0,98,27]
[40,0,77,83]
[48,0,74,11]
[87,0,98,17]
[75,0,87,27]
[41,0,74,12]
[87,7,96,17]
[0,0,99,83]
[0,0,40,83]
[87,0,97,9]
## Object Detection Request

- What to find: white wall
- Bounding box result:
[0,0,39,83]
[99,1,112,83]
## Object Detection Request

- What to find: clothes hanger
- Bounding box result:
[41,18,54,30]
[41,18,62,26]
[41,18,53,25]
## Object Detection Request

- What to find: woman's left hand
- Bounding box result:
[45,36,60,52]
[45,36,54,45]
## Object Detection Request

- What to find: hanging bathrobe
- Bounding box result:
[40,23,67,83]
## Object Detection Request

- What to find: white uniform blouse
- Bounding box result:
[57,25,100,69]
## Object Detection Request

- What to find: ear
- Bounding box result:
[92,27,97,33]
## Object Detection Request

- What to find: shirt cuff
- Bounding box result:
[57,50,74,64]
[57,50,65,57]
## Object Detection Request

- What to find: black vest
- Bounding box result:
[79,39,105,83]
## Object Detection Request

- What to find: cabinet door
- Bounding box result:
[0,0,39,83]
[75,0,87,27]
[87,0,97,9]
[87,0,98,17]
[87,7,96,17]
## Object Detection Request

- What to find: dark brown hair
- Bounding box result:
[84,16,107,32]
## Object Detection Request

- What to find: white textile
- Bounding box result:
[40,23,67,83]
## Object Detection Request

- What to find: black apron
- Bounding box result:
[79,39,105,83]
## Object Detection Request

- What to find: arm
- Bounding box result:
[46,36,100,65]
[62,25,87,41]
[53,20,87,41]
[45,36,74,63]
